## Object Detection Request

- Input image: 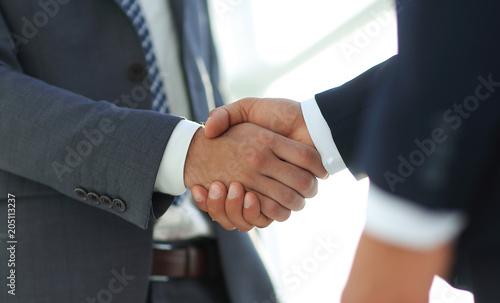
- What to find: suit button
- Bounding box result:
[100,196,113,208]
[127,62,147,82]
[74,188,87,200]
[87,192,100,205]
[113,199,127,212]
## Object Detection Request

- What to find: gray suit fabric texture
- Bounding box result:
[0,1,275,302]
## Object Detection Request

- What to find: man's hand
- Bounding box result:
[192,182,272,231]
[205,98,323,171]
[191,98,328,230]
[185,122,324,222]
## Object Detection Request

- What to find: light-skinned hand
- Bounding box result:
[193,181,272,231]
[184,122,324,223]
[190,98,328,229]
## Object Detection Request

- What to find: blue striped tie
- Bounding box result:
[115,0,170,114]
[116,0,186,205]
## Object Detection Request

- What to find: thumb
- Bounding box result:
[204,98,256,138]
[204,108,230,138]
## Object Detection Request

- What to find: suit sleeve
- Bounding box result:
[316,0,500,213]
[0,10,180,229]
[315,55,398,179]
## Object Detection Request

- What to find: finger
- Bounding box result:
[245,172,306,215]
[206,182,235,230]
[253,190,292,222]
[218,124,311,212]
[271,133,328,182]
[253,130,322,194]
[191,185,209,212]
[243,192,273,228]
[205,108,231,138]
[225,182,255,232]
[263,159,317,207]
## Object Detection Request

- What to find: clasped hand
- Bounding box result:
[184,98,328,231]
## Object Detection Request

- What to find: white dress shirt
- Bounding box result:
[138,0,213,240]
[301,98,467,250]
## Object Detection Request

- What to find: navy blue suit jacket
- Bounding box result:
[316,1,500,301]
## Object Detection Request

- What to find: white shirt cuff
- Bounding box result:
[154,120,202,195]
[301,97,347,175]
[364,184,467,250]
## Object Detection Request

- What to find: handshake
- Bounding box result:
[183,97,329,231]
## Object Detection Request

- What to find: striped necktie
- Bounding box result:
[116,0,186,205]
[115,0,170,114]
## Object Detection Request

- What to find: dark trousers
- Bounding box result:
[148,276,231,303]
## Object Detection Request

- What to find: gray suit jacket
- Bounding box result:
[0,1,274,302]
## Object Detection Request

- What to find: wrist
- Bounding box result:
[183,127,205,188]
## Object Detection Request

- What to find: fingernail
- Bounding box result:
[209,184,223,199]
[244,195,253,209]
[323,173,329,180]
[192,191,204,203]
[228,184,238,199]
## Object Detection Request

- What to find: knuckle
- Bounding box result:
[270,114,287,134]
[246,151,267,167]
[295,172,315,194]
[280,188,302,210]
[301,175,318,198]
[266,202,290,221]
[257,129,275,145]
[298,146,316,166]
[266,202,280,216]
[275,209,291,222]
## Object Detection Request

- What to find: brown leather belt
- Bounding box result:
[150,238,219,281]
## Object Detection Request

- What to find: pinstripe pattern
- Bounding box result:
[115,0,170,114]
